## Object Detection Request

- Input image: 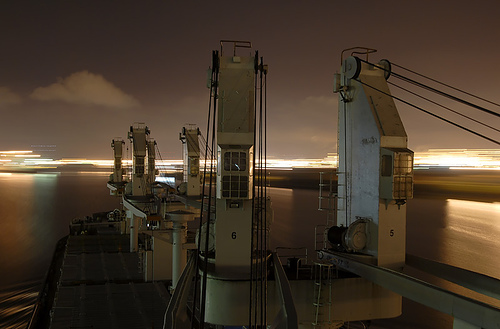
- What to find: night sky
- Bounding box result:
[1,1,499,159]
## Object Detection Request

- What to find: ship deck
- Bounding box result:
[49,233,171,329]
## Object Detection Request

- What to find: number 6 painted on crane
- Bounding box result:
[232,231,237,239]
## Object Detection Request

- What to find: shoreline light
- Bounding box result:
[0,149,499,170]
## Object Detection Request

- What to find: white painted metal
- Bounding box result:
[122,195,149,252]
[147,138,157,187]
[214,54,255,276]
[336,56,413,269]
[168,210,195,289]
[203,47,259,326]
[179,126,201,196]
[128,122,149,196]
[111,138,124,183]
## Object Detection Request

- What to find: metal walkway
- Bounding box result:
[50,234,171,329]
[318,250,500,329]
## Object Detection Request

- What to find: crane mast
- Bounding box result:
[107,138,126,196]
[128,123,150,196]
[201,43,258,326]
[147,138,157,187]
[179,126,201,196]
[333,55,414,269]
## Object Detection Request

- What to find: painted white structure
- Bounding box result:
[202,47,258,326]
[107,138,126,196]
[110,138,125,183]
[147,138,157,187]
[168,210,195,288]
[179,126,201,196]
[167,50,414,329]
[335,56,413,269]
[111,123,197,284]
[127,123,150,197]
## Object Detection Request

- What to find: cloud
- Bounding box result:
[30,71,140,109]
[0,87,22,106]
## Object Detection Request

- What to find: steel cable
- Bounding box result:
[388,81,500,134]
[358,58,500,118]
[354,78,500,146]
[391,61,500,108]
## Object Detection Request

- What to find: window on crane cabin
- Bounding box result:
[222,151,248,198]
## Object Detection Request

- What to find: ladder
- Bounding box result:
[317,172,338,249]
[318,172,337,228]
[312,262,343,329]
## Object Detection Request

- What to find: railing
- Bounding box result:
[314,225,328,251]
[270,252,299,329]
[318,172,337,228]
[275,247,309,280]
[318,250,500,329]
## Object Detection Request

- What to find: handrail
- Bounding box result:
[340,47,377,64]
[270,252,298,329]
[274,246,308,264]
[220,40,252,56]
[27,236,68,329]
[163,252,197,329]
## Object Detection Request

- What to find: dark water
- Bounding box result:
[0,172,498,328]
[0,171,118,328]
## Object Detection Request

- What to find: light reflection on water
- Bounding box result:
[0,280,41,329]
[0,172,120,328]
[0,173,57,286]
[443,199,500,280]
[269,187,325,254]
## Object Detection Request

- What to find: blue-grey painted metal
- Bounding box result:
[318,250,500,329]
[270,252,298,329]
[407,254,500,301]
[164,253,197,329]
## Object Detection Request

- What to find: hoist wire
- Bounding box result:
[391,61,500,109]
[258,56,264,328]
[354,78,500,146]
[193,50,219,329]
[249,53,269,329]
[200,50,219,329]
[155,142,165,172]
[249,50,258,329]
[197,133,212,159]
[358,58,500,118]
[259,57,269,329]
[393,71,500,118]
[183,128,211,160]
[388,81,500,134]
[263,64,268,327]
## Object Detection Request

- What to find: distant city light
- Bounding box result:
[0,149,499,171]
[0,150,33,154]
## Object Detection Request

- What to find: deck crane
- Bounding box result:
[319,48,500,329]
[165,43,409,329]
[111,123,195,285]
[107,138,126,196]
[179,125,201,196]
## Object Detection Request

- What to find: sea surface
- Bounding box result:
[0,170,499,328]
